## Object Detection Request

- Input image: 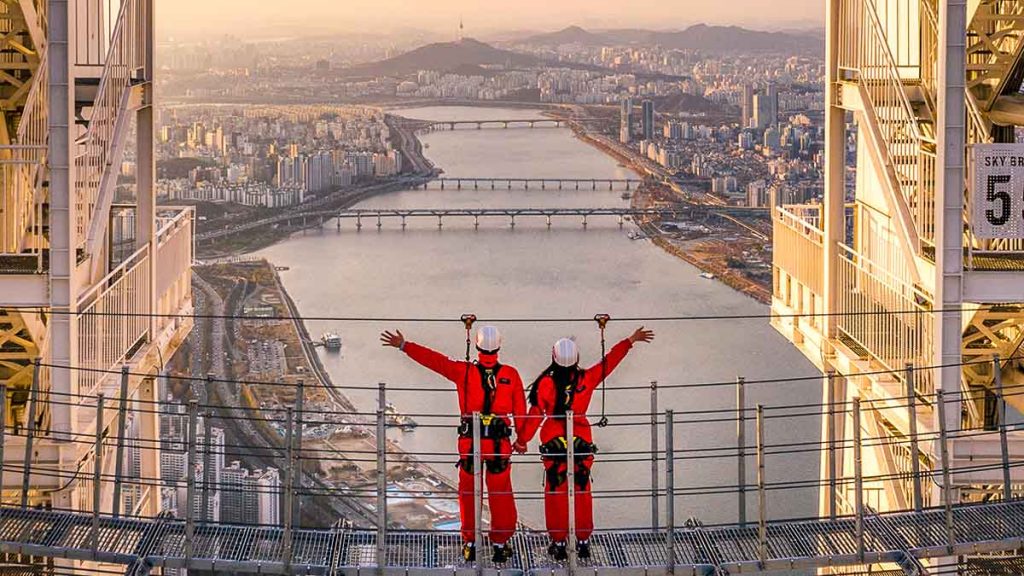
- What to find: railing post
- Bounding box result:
[853,397,864,562]
[994,356,1011,502]
[283,407,294,568]
[755,404,767,567]
[112,365,130,518]
[905,363,923,513]
[826,370,837,522]
[472,412,483,574]
[0,383,5,509]
[20,359,40,509]
[566,410,577,575]
[294,380,305,524]
[92,394,105,554]
[665,409,675,576]
[936,390,955,553]
[737,376,747,527]
[650,380,659,530]
[376,382,387,575]
[185,399,198,563]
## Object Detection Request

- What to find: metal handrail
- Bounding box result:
[839,0,937,246]
[74,0,148,250]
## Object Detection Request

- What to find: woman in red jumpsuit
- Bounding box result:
[516,326,654,560]
[381,326,527,564]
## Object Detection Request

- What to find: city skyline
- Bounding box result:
[158,0,824,38]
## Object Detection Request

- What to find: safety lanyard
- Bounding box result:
[459,314,477,415]
[594,313,611,427]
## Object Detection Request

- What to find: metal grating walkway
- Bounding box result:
[0,501,1021,575]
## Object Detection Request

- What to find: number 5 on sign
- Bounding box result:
[972,144,1024,239]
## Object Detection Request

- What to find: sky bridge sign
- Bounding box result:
[972,144,1024,239]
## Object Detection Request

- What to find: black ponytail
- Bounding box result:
[528,362,583,413]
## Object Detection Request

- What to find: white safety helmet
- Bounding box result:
[476,326,502,353]
[552,338,579,367]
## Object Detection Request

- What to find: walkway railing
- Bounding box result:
[75,207,192,397]
[0,146,47,265]
[75,245,150,396]
[836,244,935,399]
[773,204,824,299]
[155,208,194,335]
[6,354,1024,571]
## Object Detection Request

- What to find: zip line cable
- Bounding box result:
[2,302,1019,323]
[35,349,1024,397]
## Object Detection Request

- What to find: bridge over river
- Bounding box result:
[300,206,767,230]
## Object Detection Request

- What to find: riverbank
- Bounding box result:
[557,111,773,304]
[183,260,463,529]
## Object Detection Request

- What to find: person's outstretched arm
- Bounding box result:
[380,329,464,383]
[583,326,655,389]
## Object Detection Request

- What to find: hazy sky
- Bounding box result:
[159,0,823,38]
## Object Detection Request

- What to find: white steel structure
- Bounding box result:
[0,0,192,542]
[772,0,1024,571]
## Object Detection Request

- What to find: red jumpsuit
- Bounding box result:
[520,339,633,543]
[403,342,526,545]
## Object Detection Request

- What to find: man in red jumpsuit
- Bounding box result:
[381,326,527,563]
[517,326,654,560]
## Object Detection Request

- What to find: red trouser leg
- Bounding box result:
[543,457,595,542]
[485,439,517,544]
[457,465,475,543]
[457,437,475,543]
[575,458,595,541]
[457,437,517,544]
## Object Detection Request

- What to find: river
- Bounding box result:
[257,106,820,530]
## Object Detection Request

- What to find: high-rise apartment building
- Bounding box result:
[619,98,633,144]
[742,84,755,128]
[641,99,655,141]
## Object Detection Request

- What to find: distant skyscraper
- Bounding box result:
[753,92,775,130]
[619,98,633,144]
[742,84,755,128]
[641,100,655,141]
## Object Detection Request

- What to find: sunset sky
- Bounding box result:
[158,0,823,38]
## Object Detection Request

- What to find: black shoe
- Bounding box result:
[492,543,513,563]
[548,541,568,561]
[577,540,591,560]
[462,542,476,562]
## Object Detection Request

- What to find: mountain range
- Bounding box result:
[518,24,820,53]
[343,38,541,78]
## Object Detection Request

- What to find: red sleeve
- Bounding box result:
[402,341,466,385]
[519,376,553,445]
[509,369,528,438]
[583,338,633,390]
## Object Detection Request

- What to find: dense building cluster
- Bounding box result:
[156,105,404,208]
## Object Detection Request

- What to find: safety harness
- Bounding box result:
[457,363,512,441]
[456,314,512,474]
[540,436,598,491]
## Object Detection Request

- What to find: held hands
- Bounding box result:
[629,326,655,345]
[380,329,406,349]
[512,439,528,454]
